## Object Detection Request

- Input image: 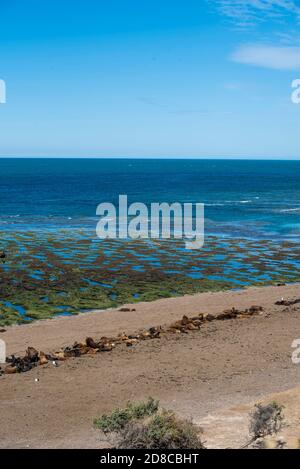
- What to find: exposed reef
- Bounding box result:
[0,229,299,326]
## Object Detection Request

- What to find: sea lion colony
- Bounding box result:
[0,304,264,376]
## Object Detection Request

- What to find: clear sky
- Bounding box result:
[0,0,300,158]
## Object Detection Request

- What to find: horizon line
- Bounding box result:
[0,156,300,161]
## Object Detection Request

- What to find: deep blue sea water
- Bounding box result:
[0,158,299,240]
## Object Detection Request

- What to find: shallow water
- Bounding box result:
[0,159,299,325]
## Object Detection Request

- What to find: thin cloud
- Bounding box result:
[211,0,300,26]
[231,44,300,69]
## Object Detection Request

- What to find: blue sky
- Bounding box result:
[0,0,300,158]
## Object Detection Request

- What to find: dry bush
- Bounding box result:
[249,401,284,440]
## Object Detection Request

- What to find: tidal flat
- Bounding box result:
[0,229,299,326]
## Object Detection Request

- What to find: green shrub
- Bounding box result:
[117,409,205,449]
[94,397,159,433]
[95,398,205,449]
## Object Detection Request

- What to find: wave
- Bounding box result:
[279,208,300,213]
[205,203,225,207]
[206,200,253,206]
[223,200,253,204]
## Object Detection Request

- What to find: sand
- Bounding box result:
[0,283,300,448]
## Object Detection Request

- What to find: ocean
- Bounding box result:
[0,158,299,323]
[0,158,300,240]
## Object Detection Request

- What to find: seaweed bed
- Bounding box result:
[0,229,299,326]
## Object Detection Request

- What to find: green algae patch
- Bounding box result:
[0,230,299,326]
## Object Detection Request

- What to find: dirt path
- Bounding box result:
[0,283,300,448]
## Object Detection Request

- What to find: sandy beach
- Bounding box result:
[1,283,300,448]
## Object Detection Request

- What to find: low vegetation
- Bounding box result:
[249,401,285,440]
[95,398,205,449]
[94,397,159,433]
